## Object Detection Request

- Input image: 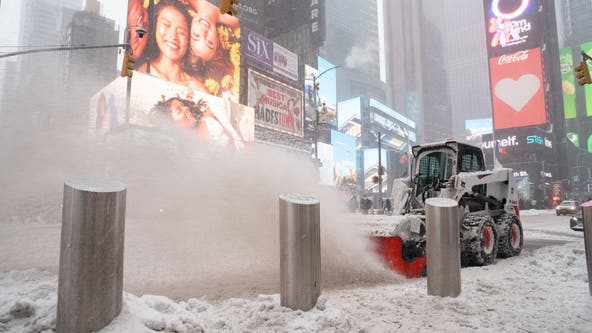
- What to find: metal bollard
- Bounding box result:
[279,194,321,311]
[57,177,127,333]
[425,197,461,297]
[582,202,592,296]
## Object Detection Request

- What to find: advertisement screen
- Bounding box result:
[363,148,388,192]
[317,142,334,186]
[337,97,361,136]
[484,0,541,57]
[128,0,241,99]
[331,130,357,190]
[581,42,592,117]
[129,72,254,150]
[304,64,318,138]
[490,48,546,129]
[560,48,576,119]
[465,118,493,146]
[317,56,338,128]
[89,77,128,140]
[247,69,304,137]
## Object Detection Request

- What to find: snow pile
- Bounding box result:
[1,240,590,332]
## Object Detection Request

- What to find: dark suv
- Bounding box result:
[556,200,580,216]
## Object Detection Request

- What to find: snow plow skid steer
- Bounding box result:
[366,140,523,277]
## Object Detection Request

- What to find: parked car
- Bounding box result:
[556,200,580,216]
[570,211,584,231]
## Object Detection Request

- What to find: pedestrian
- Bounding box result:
[384,198,392,214]
[361,196,369,215]
[348,195,357,213]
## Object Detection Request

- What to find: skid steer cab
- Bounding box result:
[370,140,523,278]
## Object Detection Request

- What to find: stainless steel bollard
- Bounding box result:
[279,194,321,311]
[425,197,461,297]
[582,202,592,296]
[57,177,127,333]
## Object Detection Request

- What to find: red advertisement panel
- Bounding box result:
[490,48,546,130]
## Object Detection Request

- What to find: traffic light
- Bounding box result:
[220,0,239,16]
[575,60,592,86]
[120,51,135,78]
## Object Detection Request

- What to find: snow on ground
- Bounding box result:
[519,209,556,216]
[1,239,591,332]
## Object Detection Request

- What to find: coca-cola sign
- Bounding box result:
[498,50,529,65]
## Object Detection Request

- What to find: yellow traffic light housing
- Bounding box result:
[220,0,239,16]
[575,60,592,86]
[120,51,136,78]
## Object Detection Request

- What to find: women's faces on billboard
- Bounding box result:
[130,72,254,150]
[128,0,241,99]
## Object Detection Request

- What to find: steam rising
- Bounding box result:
[0,67,400,299]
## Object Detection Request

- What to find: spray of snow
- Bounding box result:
[0,67,399,300]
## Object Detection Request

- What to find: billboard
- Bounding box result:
[304,64,318,138]
[89,77,128,140]
[489,48,546,129]
[362,148,388,192]
[560,48,576,119]
[247,69,304,137]
[581,42,592,117]
[129,0,241,99]
[465,118,493,146]
[317,56,338,128]
[317,142,334,186]
[484,0,542,57]
[129,72,254,149]
[331,130,357,190]
[242,26,299,82]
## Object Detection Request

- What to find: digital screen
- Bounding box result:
[331,130,357,190]
[560,47,576,119]
[128,0,241,99]
[483,0,542,58]
[465,118,493,145]
[362,148,388,192]
[489,48,546,129]
[317,56,338,128]
[129,72,254,150]
[317,142,334,186]
[581,41,592,117]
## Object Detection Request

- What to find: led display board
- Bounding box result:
[581,42,592,117]
[560,47,576,119]
[489,48,546,129]
[484,0,542,58]
[128,72,254,150]
[331,130,357,190]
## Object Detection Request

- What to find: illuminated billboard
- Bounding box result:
[484,0,541,57]
[304,65,318,138]
[465,118,493,146]
[128,0,241,99]
[581,42,592,117]
[331,130,357,190]
[247,69,304,137]
[560,48,576,119]
[317,142,334,186]
[489,48,546,129]
[317,57,338,128]
[129,72,254,150]
[89,77,128,140]
[362,148,388,193]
